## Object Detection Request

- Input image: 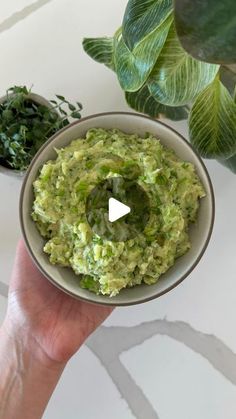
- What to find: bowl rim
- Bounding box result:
[19,111,215,306]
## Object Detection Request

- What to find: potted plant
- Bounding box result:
[0,86,82,177]
[83,0,236,173]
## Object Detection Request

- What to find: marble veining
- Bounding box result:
[0,0,53,35]
[87,320,236,418]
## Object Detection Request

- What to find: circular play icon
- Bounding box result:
[86,177,150,242]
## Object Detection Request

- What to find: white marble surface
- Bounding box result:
[0,1,236,418]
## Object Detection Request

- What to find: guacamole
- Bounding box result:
[32,128,205,297]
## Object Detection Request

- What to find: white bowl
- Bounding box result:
[20,112,215,306]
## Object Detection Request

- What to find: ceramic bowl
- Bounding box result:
[20,112,215,306]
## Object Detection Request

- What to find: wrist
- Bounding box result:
[0,320,65,419]
[1,316,66,372]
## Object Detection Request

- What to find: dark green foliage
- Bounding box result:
[0,86,82,171]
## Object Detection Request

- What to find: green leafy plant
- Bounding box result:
[0,86,82,171]
[83,0,236,173]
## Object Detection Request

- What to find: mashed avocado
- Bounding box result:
[32,128,205,297]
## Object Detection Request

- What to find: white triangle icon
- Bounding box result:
[108,198,131,222]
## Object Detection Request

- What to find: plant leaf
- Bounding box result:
[122,0,173,50]
[76,102,83,110]
[220,66,236,95]
[174,0,236,64]
[148,24,219,106]
[83,37,114,69]
[58,107,67,116]
[218,153,236,173]
[71,111,82,119]
[189,76,236,159]
[56,95,65,101]
[125,84,188,120]
[114,14,173,92]
[68,103,76,112]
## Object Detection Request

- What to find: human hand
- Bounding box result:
[0,240,113,419]
[4,239,113,366]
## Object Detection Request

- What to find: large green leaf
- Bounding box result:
[125,84,188,120]
[147,24,219,106]
[219,154,236,173]
[122,0,173,50]
[189,76,236,159]
[114,15,173,92]
[220,66,236,95]
[83,37,114,69]
[174,0,236,64]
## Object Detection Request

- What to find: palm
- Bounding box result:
[7,240,113,363]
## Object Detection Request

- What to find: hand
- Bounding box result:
[4,239,113,366]
[0,240,113,419]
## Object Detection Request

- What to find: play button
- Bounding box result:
[86,177,150,242]
[108,198,131,222]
